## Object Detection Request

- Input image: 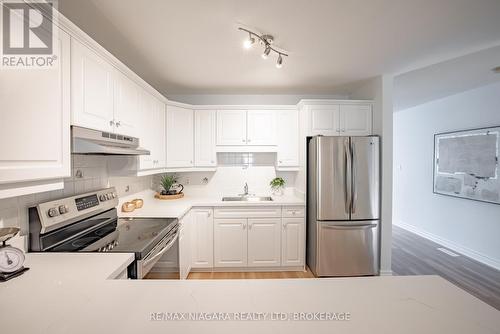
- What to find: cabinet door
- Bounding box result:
[214,219,247,267]
[309,105,340,136]
[166,105,194,167]
[191,209,214,268]
[216,110,247,145]
[71,38,114,132]
[113,71,140,136]
[194,110,216,167]
[152,99,166,168]
[339,104,372,136]
[282,218,305,266]
[0,28,70,184]
[276,110,299,167]
[248,218,281,267]
[138,92,155,170]
[247,110,276,145]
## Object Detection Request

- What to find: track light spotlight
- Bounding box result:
[262,46,271,59]
[243,33,255,49]
[276,54,283,68]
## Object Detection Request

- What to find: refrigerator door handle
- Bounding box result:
[344,139,352,215]
[322,223,377,229]
[351,141,357,214]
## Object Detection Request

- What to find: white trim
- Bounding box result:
[379,270,393,276]
[275,167,300,172]
[0,180,64,199]
[137,167,217,176]
[297,99,374,109]
[216,146,278,153]
[395,221,500,271]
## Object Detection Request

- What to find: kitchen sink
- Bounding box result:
[222,196,273,202]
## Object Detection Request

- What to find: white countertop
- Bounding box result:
[1,253,499,334]
[117,190,305,219]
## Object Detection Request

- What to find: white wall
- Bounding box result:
[394,81,500,269]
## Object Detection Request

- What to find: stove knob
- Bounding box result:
[47,208,59,217]
[111,192,116,198]
[99,195,106,202]
[106,193,111,200]
[58,205,68,214]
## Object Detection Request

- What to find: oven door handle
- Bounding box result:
[142,233,178,268]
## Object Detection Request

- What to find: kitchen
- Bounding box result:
[1,0,500,333]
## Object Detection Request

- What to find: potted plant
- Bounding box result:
[160,174,183,195]
[270,177,285,196]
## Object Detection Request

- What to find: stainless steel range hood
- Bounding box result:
[71,126,150,156]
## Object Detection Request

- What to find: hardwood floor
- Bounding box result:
[187,268,315,279]
[145,268,315,280]
[392,225,500,310]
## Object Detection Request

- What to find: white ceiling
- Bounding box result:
[394,45,500,111]
[58,0,500,96]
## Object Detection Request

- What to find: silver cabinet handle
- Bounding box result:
[247,139,251,142]
[242,139,246,143]
[207,211,211,217]
[248,223,252,230]
[283,223,287,230]
[341,128,345,132]
[323,224,377,230]
[115,121,121,127]
[242,223,246,230]
[109,120,115,126]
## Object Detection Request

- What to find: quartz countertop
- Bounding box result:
[117,190,305,219]
[1,252,499,334]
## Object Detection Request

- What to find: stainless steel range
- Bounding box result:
[28,187,179,279]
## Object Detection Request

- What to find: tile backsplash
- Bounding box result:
[0,155,152,236]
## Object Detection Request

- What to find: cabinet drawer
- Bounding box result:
[282,206,305,218]
[214,207,282,218]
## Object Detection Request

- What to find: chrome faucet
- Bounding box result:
[243,182,249,196]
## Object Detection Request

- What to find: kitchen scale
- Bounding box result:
[0,227,29,282]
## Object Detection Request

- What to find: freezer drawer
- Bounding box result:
[315,221,379,276]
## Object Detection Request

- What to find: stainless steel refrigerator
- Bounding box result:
[307,136,380,277]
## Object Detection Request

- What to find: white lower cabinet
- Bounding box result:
[214,218,248,267]
[191,209,214,268]
[248,218,281,267]
[281,218,305,266]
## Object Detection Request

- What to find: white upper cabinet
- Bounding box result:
[191,209,214,268]
[0,28,71,187]
[276,110,299,167]
[139,92,165,170]
[307,102,372,136]
[281,218,305,266]
[247,218,281,267]
[216,110,247,145]
[339,104,372,136]
[113,71,140,137]
[309,104,340,136]
[166,105,194,167]
[214,218,248,267]
[194,110,217,167]
[247,110,276,145]
[71,38,114,132]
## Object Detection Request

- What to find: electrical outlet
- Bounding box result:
[184,178,190,185]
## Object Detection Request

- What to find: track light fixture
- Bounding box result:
[238,27,288,68]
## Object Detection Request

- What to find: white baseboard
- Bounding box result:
[395,221,500,271]
[379,270,393,276]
